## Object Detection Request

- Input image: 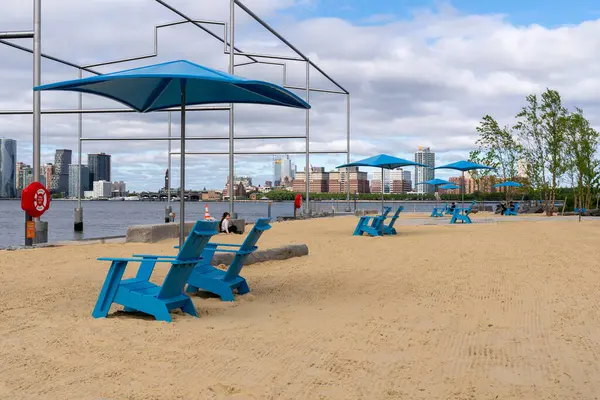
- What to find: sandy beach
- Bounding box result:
[1,214,600,399]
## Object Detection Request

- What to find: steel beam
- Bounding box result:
[0,31,34,39]
[170,151,348,155]
[0,106,230,115]
[80,135,307,141]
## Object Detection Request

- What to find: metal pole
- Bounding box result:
[32,0,41,184]
[381,168,384,213]
[165,112,172,223]
[346,94,350,204]
[0,105,230,115]
[462,171,465,206]
[305,60,310,216]
[179,83,186,249]
[74,68,83,232]
[32,0,47,244]
[0,31,34,39]
[228,0,235,216]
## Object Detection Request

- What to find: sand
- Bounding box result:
[1,214,600,399]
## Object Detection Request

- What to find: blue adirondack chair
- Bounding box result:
[353,207,391,236]
[505,202,520,216]
[186,218,272,301]
[449,201,476,224]
[431,203,447,217]
[383,206,404,235]
[91,220,219,322]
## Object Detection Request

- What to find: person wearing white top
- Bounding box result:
[219,212,239,234]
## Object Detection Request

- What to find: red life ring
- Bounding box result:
[294,193,303,209]
[21,182,51,218]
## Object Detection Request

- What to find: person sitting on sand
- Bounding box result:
[449,202,456,212]
[499,202,507,215]
[219,212,239,234]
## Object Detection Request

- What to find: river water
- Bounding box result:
[0,199,489,248]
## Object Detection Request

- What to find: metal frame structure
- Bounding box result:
[0,0,350,240]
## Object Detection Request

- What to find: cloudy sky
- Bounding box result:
[1,0,600,191]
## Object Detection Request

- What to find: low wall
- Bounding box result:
[211,244,309,266]
[126,219,245,243]
[355,209,379,216]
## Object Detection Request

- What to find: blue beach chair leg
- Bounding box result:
[236,279,250,295]
[154,306,173,323]
[186,284,200,294]
[180,298,198,318]
[219,288,236,302]
[92,260,128,319]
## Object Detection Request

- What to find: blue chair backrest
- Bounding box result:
[158,220,219,299]
[224,218,272,281]
[382,207,391,217]
[392,206,404,218]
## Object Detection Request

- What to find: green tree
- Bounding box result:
[565,108,600,215]
[474,115,522,201]
[467,149,495,193]
[515,92,552,213]
[540,89,569,215]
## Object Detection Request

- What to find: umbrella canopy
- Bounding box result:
[434,160,494,204]
[434,160,494,172]
[493,181,523,188]
[337,154,426,170]
[34,60,310,248]
[415,178,451,186]
[439,183,460,190]
[34,60,310,111]
[337,154,427,214]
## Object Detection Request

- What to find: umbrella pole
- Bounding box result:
[461,171,465,206]
[179,84,186,249]
[381,168,384,213]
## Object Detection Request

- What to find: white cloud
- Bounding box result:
[2,1,600,190]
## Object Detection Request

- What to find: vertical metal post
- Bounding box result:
[179,83,186,249]
[74,68,83,232]
[346,93,351,204]
[32,0,41,184]
[165,112,172,223]
[32,0,47,244]
[305,60,310,216]
[228,0,235,216]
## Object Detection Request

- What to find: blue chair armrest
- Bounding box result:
[131,254,177,259]
[97,257,181,263]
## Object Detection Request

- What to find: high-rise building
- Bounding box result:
[415,147,435,194]
[68,164,91,198]
[279,155,295,187]
[88,152,111,183]
[293,167,329,193]
[112,181,127,197]
[273,158,282,187]
[51,149,72,195]
[42,163,53,189]
[15,161,25,191]
[389,169,412,193]
[329,167,370,194]
[0,138,17,198]
[93,180,112,199]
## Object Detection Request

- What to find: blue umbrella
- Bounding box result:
[34,60,310,247]
[493,181,522,188]
[439,183,460,190]
[435,160,494,204]
[337,154,427,212]
[416,178,451,208]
